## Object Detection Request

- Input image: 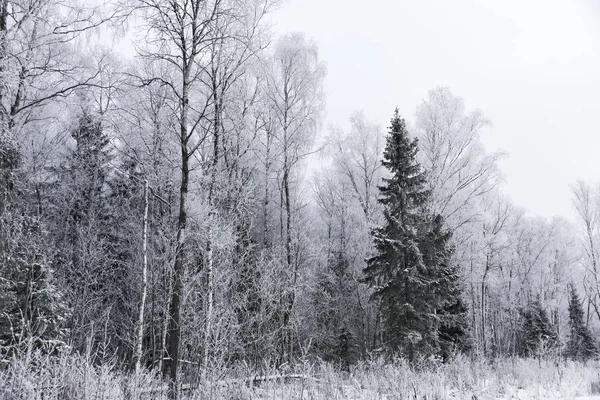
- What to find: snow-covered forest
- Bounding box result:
[1,0,600,399]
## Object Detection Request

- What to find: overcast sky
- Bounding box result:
[269,0,600,221]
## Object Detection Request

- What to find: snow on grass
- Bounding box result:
[229,357,600,400]
[3,351,600,399]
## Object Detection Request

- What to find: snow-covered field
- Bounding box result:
[222,358,600,400]
[3,353,600,399]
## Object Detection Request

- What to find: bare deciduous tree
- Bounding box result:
[0,0,120,216]
[262,32,325,362]
[415,87,503,230]
[327,111,385,224]
[572,180,600,322]
[133,0,223,394]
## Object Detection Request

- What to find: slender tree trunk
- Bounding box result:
[481,252,491,357]
[279,173,284,244]
[481,279,487,357]
[151,257,156,367]
[284,166,292,277]
[585,224,600,322]
[0,0,11,220]
[281,162,295,361]
[134,180,149,373]
[164,71,190,399]
[204,233,214,372]
[263,129,272,248]
[279,91,297,362]
[0,2,7,127]
[158,216,171,375]
[159,286,170,375]
[587,296,592,326]
[203,75,221,373]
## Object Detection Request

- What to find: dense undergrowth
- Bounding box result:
[2,350,600,400]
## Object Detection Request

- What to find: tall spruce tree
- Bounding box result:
[364,109,466,360]
[566,285,598,361]
[49,109,119,357]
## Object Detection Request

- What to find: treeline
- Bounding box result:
[0,0,599,398]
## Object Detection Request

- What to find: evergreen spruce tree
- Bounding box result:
[421,215,469,360]
[566,285,598,361]
[68,110,111,226]
[519,298,558,358]
[49,109,119,357]
[364,109,467,360]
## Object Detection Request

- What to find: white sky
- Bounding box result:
[270,0,600,220]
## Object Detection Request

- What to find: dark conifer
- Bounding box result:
[48,109,121,358]
[519,299,558,358]
[566,285,598,361]
[364,109,467,360]
[421,215,469,360]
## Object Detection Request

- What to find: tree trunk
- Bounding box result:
[164,73,190,399]
[263,129,272,248]
[203,76,221,374]
[133,180,149,373]
[281,162,296,362]
[481,280,487,357]
[585,224,600,322]
[0,0,11,219]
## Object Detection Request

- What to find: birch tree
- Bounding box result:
[328,111,385,224]
[110,58,181,372]
[415,87,503,230]
[318,111,386,356]
[133,0,275,393]
[262,32,325,362]
[133,0,222,393]
[197,0,273,373]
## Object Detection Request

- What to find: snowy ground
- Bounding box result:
[243,385,600,400]
[5,354,600,399]
[212,358,600,400]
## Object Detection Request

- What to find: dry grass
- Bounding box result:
[1,350,600,399]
